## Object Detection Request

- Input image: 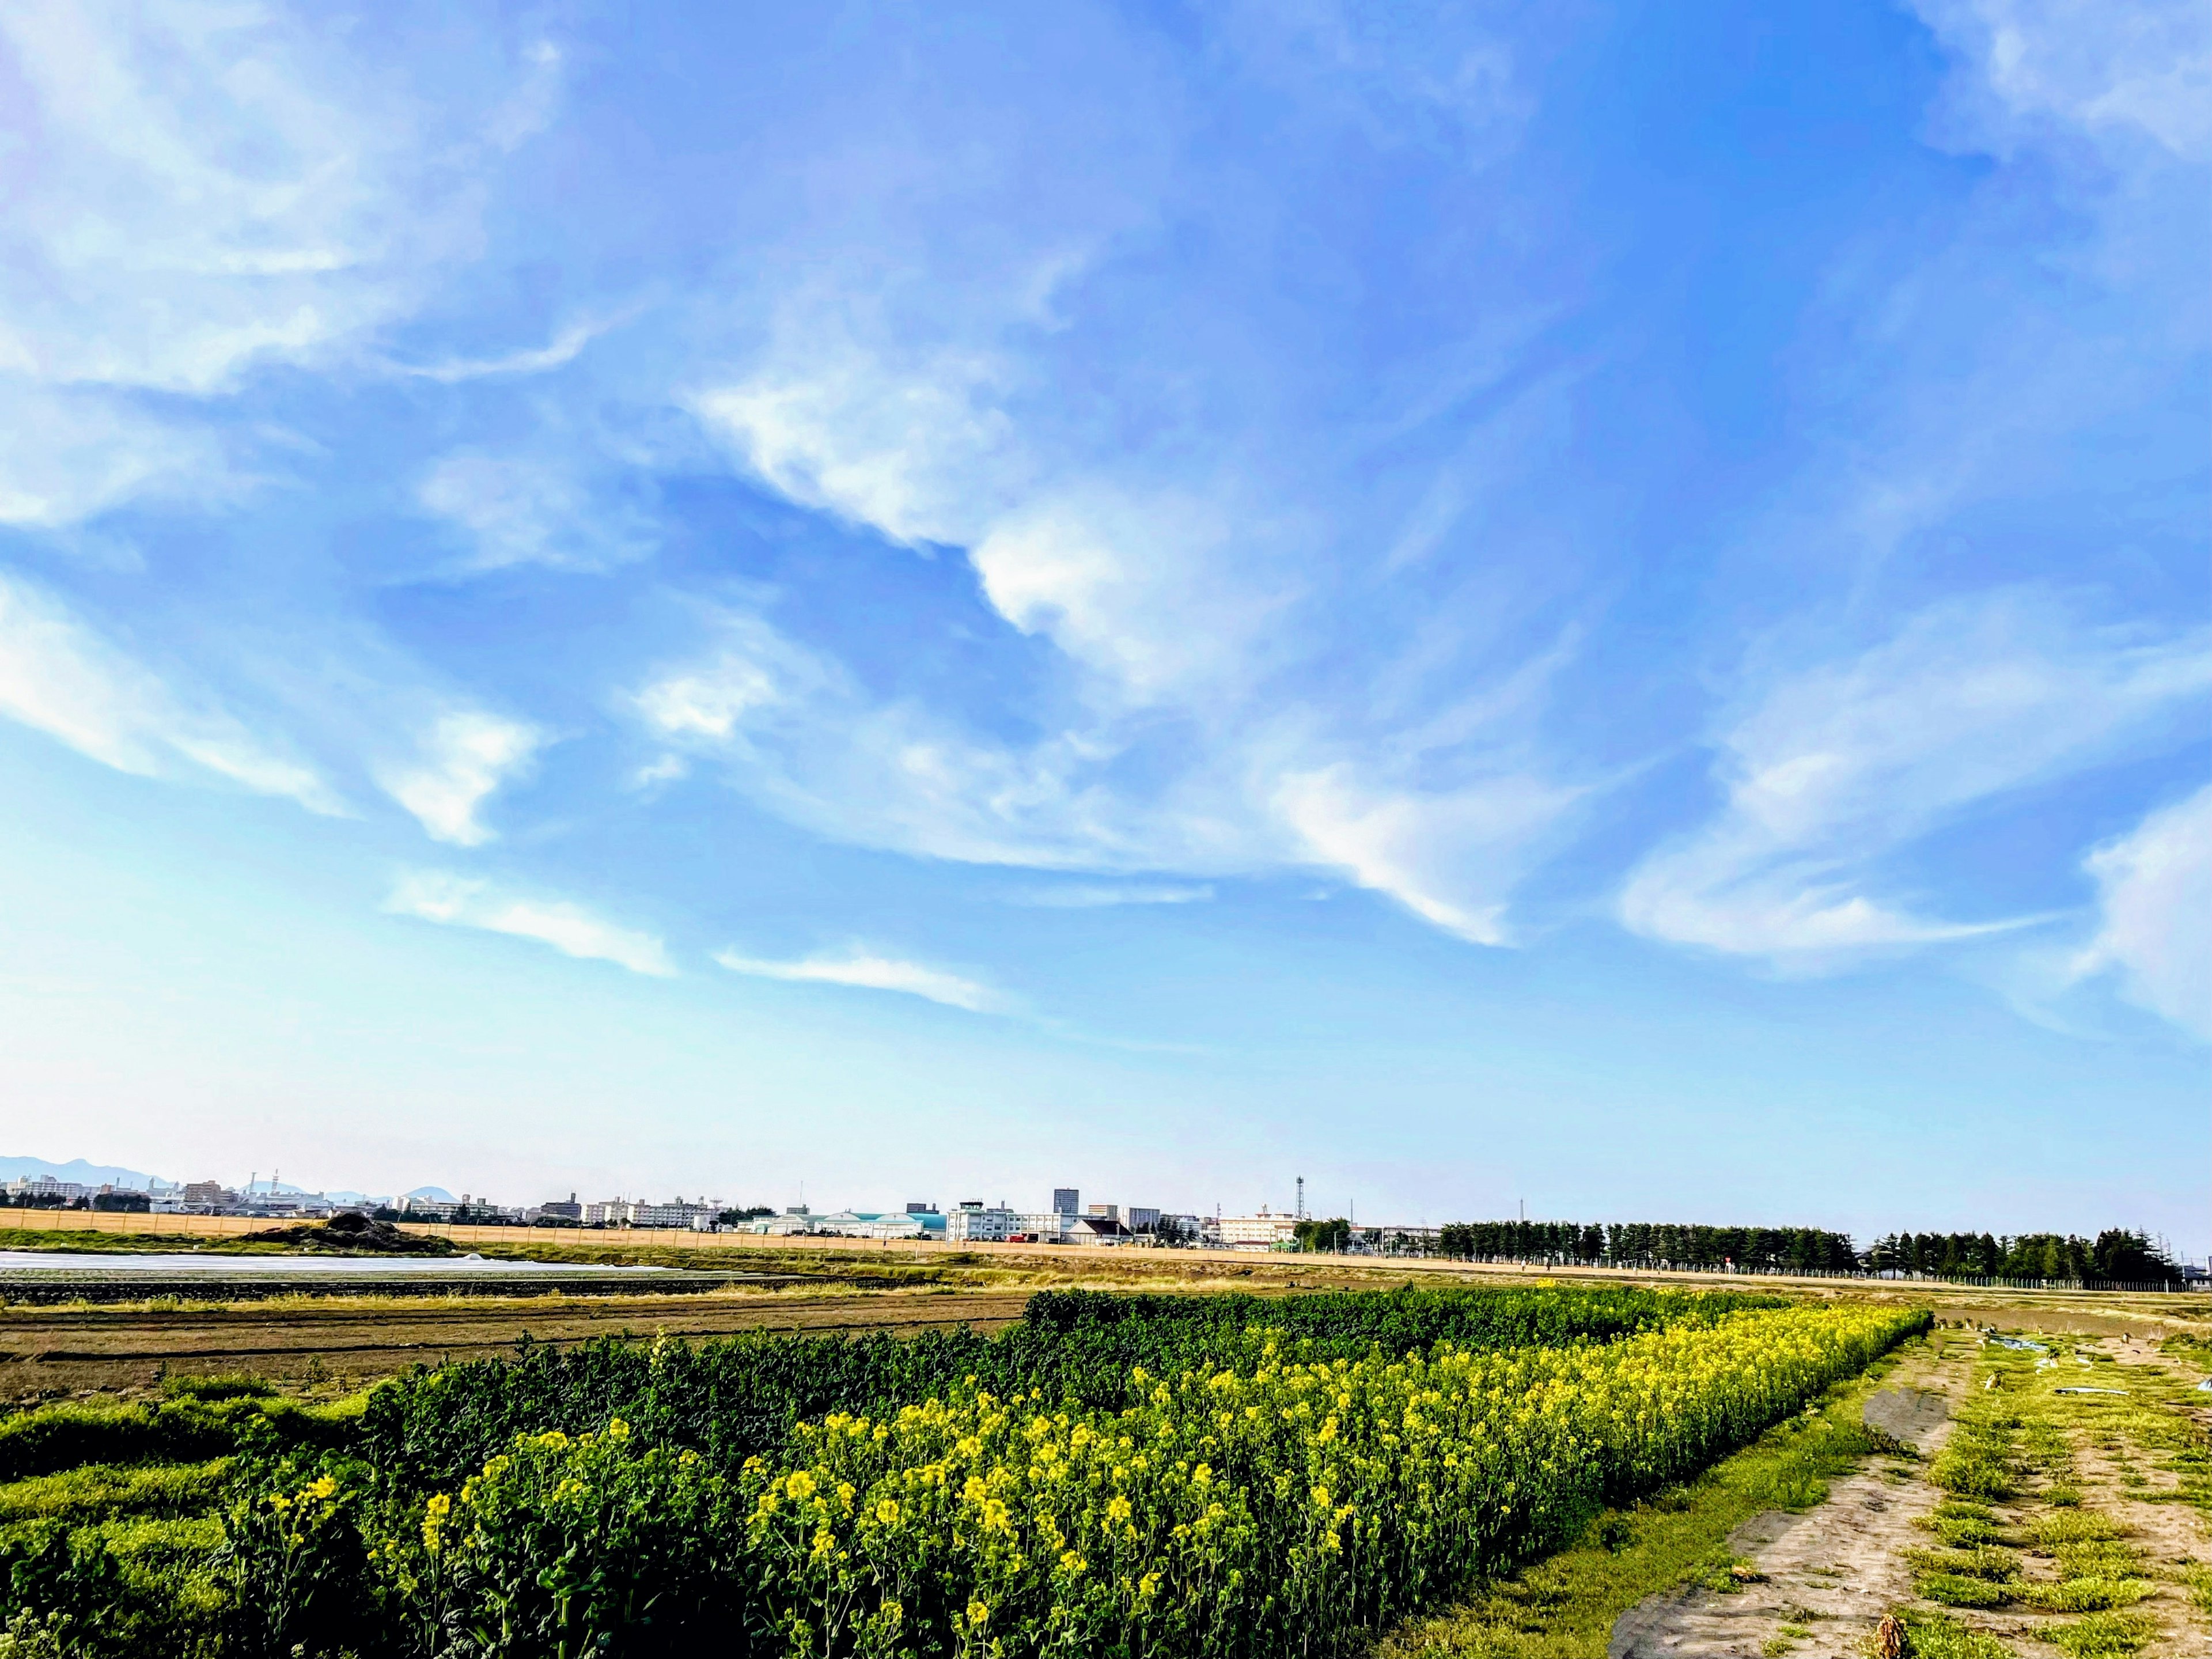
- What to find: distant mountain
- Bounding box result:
[0,1156,164,1191]
[403,1185,457,1203]
[321,1190,392,1207]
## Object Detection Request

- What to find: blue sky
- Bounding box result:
[0,1,2205,1249]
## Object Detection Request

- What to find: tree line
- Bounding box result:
[1294,1217,2183,1287]
[1425,1220,1861,1272]
[1861,1229,2177,1285]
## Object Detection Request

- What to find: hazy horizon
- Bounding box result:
[0,2,2204,1253]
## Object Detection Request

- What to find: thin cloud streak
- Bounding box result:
[386,871,675,977]
[714,947,1007,1013]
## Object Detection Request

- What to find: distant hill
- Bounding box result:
[0,1156,166,1191]
[403,1185,457,1203]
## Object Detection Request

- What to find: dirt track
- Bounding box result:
[0,1289,1035,1400]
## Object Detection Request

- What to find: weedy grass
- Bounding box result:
[2016,1579,2152,1614]
[2035,1609,2157,1656]
[1377,1338,1916,1659]
[1915,1572,2012,1609]
[0,1460,232,1525]
[1878,1607,2020,1658]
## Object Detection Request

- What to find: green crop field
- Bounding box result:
[0,1285,1926,1658]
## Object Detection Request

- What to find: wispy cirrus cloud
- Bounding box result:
[2073,783,2212,1040]
[1009,881,1216,908]
[714,946,1006,1013]
[1621,593,2211,960]
[377,712,543,847]
[0,572,340,813]
[386,870,674,977]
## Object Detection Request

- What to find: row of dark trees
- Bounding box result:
[0,1191,149,1212]
[1862,1229,2178,1285]
[1426,1220,1861,1272]
[1399,1219,2183,1286]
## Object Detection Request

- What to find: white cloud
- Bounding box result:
[395,313,609,385]
[378,712,543,846]
[0,571,339,812]
[0,4,560,525]
[415,452,654,571]
[689,342,1016,547]
[0,388,222,529]
[386,870,674,977]
[2074,784,2212,1039]
[714,946,1005,1013]
[1912,0,2211,160]
[1275,763,1577,945]
[1011,882,1216,908]
[0,3,552,396]
[1622,594,2212,959]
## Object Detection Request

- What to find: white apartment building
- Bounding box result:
[944,1204,1074,1243]
[945,1203,1015,1243]
[1218,1209,1300,1250]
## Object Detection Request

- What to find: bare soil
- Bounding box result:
[1609,1337,1968,1658]
[0,1287,1036,1400]
[1608,1330,2212,1659]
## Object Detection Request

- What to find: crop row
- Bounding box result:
[353,1283,1781,1487]
[158,1302,1925,1659]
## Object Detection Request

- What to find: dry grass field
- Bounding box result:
[3,1209,2202,1405]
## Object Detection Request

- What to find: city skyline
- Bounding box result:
[0,2,2204,1252]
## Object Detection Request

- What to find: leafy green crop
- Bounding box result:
[357,1283,1779,1487]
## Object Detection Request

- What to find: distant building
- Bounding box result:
[179,1180,232,1209]
[537,1194,584,1222]
[1218,1209,1298,1250]
[905,1202,936,1215]
[945,1203,1016,1244]
[1069,1214,1133,1245]
[1086,1202,1119,1222]
[582,1197,720,1228]
[1126,1207,1161,1232]
[1052,1187,1080,1215]
[7,1177,90,1203]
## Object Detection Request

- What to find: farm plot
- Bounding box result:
[0,1285,1924,1658]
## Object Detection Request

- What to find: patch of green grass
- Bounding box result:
[2051,1541,2138,1580]
[2036,1611,2157,1657]
[1916,1571,2013,1608]
[1932,1498,1997,1522]
[1379,1342,1920,1659]
[2026,1512,2120,1548]
[2175,1564,2212,1612]
[1888,1607,2019,1658]
[0,1391,365,1480]
[0,1460,230,1525]
[2017,1579,2150,1614]
[1932,1410,2021,1501]
[158,1374,274,1403]
[1917,1516,2006,1548]
[1906,1546,2018,1582]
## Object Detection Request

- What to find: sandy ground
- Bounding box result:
[1608,1339,1968,1658]
[1609,1330,2212,1659]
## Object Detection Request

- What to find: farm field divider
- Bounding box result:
[0,1286,1927,1659]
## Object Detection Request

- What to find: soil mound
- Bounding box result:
[238,1211,459,1255]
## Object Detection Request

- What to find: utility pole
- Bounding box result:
[1296,1175,1305,1221]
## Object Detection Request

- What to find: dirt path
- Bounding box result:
[1609,1337,1971,1658]
[0,1288,1034,1399]
[1611,1329,2212,1659]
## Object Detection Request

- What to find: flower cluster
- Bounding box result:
[404,1304,1922,1658]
